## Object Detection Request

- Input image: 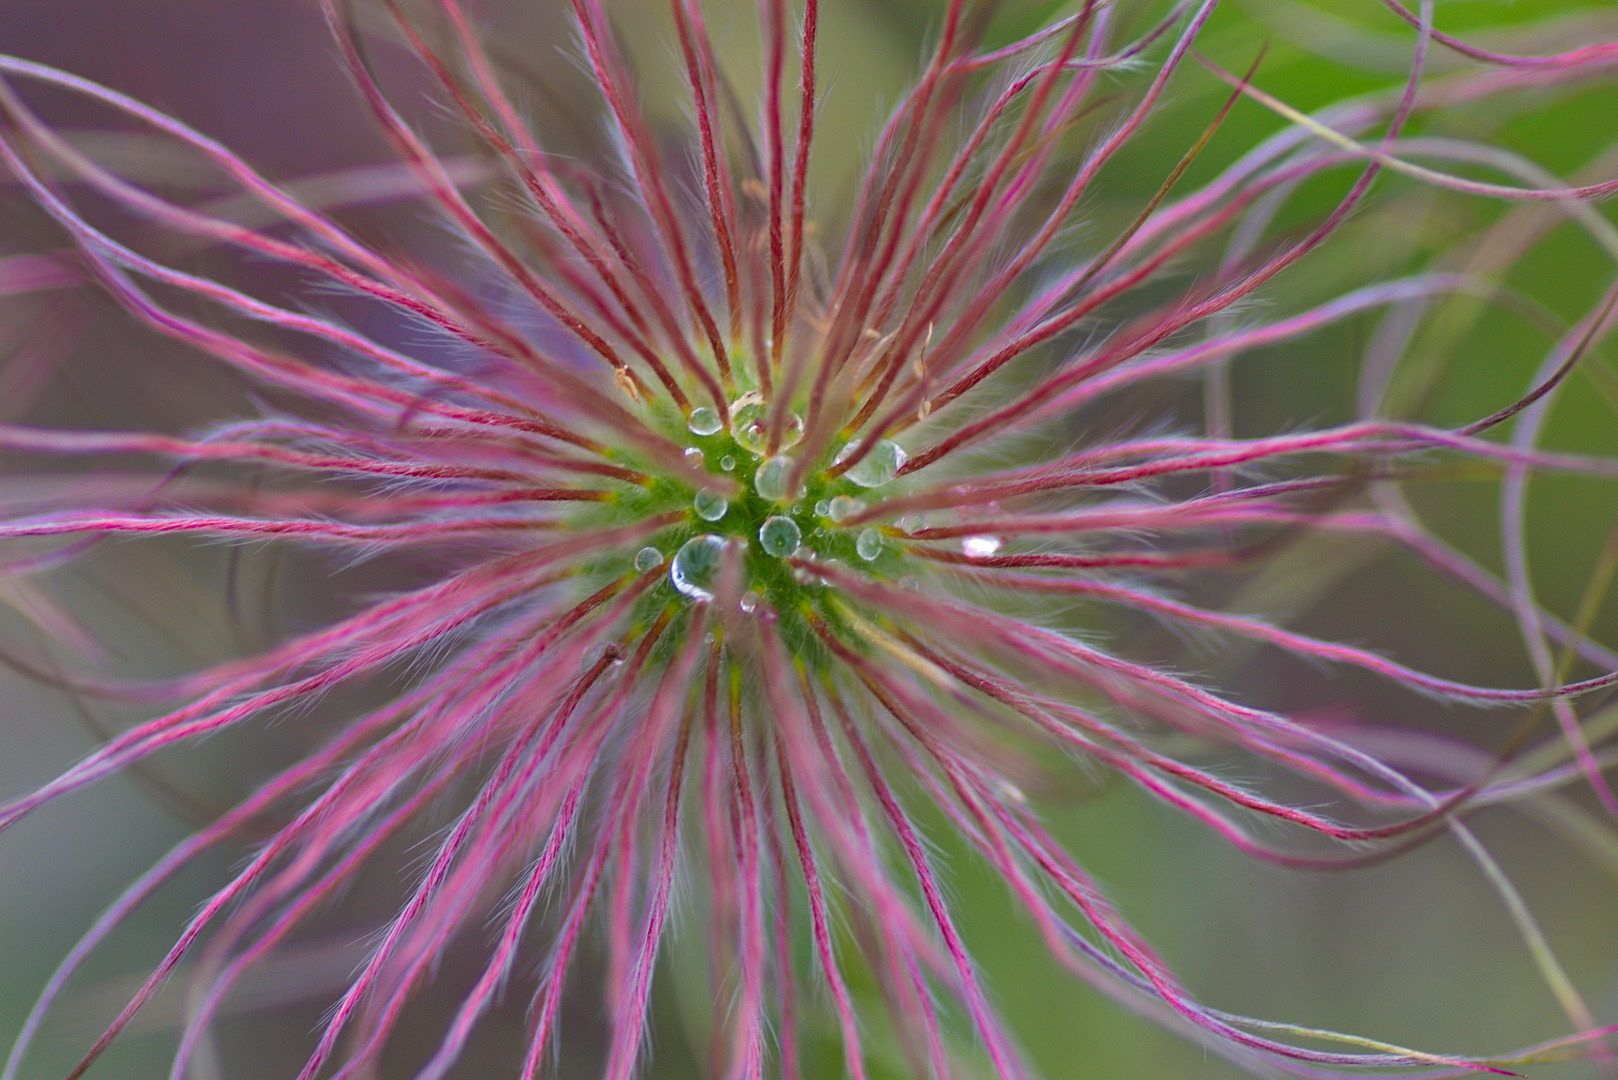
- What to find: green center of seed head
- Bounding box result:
[652,400,907,612]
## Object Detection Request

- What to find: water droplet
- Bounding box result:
[731,394,803,453]
[729,392,764,448]
[814,500,830,517]
[739,590,760,614]
[670,534,724,600]
[856,528,884,561]
[719,455,736,472]
[687,406,722,436]
[836,439,906,488]
[899,575,919,590]
[827,495,863,523]
[754,455,798,502]
[995,779,1028,805]
[759,515,802,557]
[633,546,663,572]
[683,447,704,463]
[962,535,1002,558]
[693,490,728,522]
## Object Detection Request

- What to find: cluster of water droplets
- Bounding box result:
[656,395,917,604]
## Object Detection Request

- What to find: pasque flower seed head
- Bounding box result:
[3,1,1618,1077]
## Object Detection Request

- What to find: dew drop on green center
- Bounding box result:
[754,455,797,502]
[828,495,862,522]
[856,528,884,561]
[671,535,723,600]
[694,489,728,521]
[731,394,802,453]
[759,515,801,557]
[687,407,722,436]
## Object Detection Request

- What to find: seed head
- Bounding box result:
[2,2,1618,1078]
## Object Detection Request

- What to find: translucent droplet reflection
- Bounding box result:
[670,535,724,600]
[828,495,863,522]
[759,515,802,557]
[856,528,884,561]
[732,396,803,453]
[754,455,797,502]
[633,546,663,572]
[836,439,906,488]
[694,490,729,522]
[687,406,722,436]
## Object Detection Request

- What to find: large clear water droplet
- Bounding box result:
[856,528,884,561]
[683,447,703,464]
[962,535,1002,558]
[759,515,802,557]
[731,393,802,453]
[754,455,798,502]
[739,590,760,614]
[836,439,906,488]
[719,455,736,472]
[633,546,663,572]
[670,534,724,600]
[687,406,722,436]
[694,490,728,522]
